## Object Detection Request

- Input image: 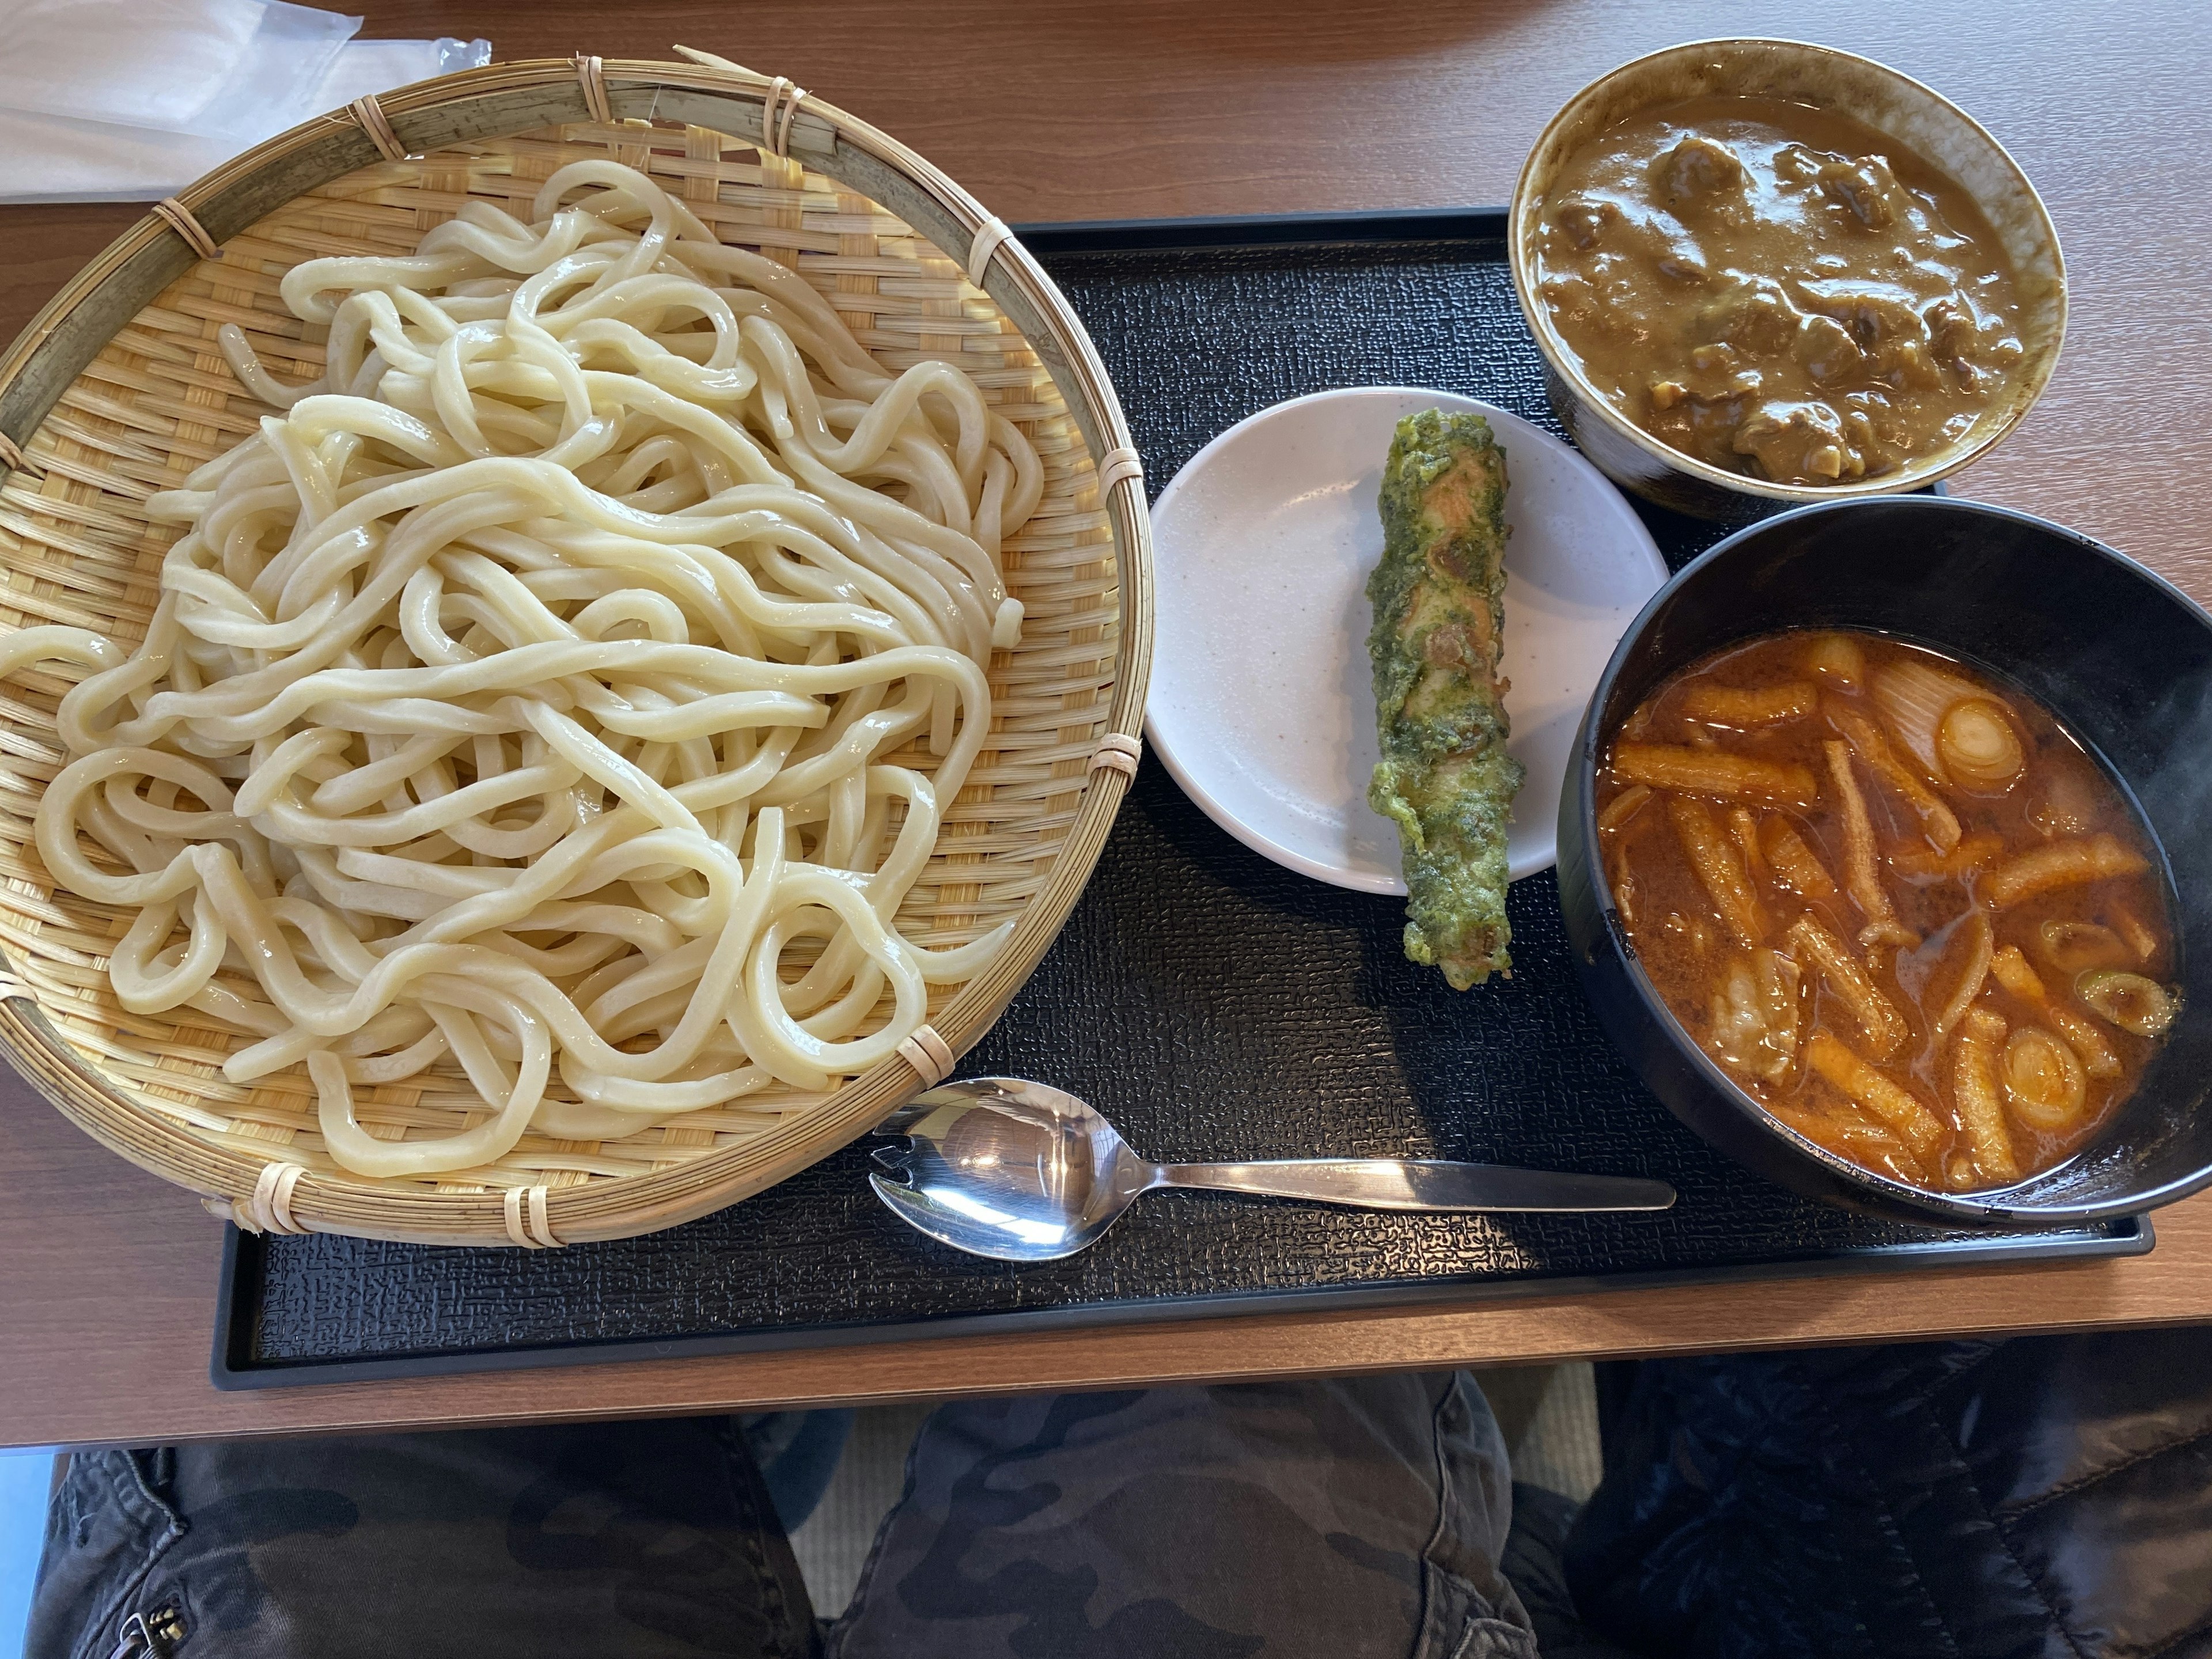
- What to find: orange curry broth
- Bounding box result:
[1596,629,2176,1192]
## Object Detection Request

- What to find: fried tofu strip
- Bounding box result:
[1682,681,1820,728]
[1728,806,1768,884]
[1761,817,1837,899]
[1770,1100,1929,1185]
[1929,910,1994,1046]
[1827,700,1961,851]
[1709,947,1802,1084]
[1787,915,1910,1058]
[1611,744,1818,808]
[1669,796,1767,949]
[1989,944,2047,1001]
[1890,832,2003,881]
[1598,783,1654,834]
[1601,785,1650,927]
[1984,835,2151,907]
[1801,632,1866,692]
[1824,740,1919,949]
[2111,906,2161,963]
[1951,1007,2021,1184]
[2046,1003,2123,1078]
[1805,1031,1946,1158]
[1610,848,1638,926]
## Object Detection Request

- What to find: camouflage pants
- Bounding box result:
[31,1373,1536,1659]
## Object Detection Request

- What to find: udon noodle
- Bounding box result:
[0,160,1040,1178]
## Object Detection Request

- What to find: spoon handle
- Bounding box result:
[1149,1158,1676,1213]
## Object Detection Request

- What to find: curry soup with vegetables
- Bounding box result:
[1596,630,2178,1193]
[1533,94,2025,487]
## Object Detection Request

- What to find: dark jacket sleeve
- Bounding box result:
[1563,1328,2212,1659]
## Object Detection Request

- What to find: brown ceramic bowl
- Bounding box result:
[1508,39,2066,520]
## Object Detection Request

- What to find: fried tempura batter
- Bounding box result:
[1367,411,1525,988]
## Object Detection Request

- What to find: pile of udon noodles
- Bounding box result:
[0,160,1043,1180]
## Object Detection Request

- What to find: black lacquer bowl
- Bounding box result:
[1558,497,2212,1226]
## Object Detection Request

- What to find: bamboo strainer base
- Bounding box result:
[0,59,1150,1245]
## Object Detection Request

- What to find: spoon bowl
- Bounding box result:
[870,1077,1676,1262]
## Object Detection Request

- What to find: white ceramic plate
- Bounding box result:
[1146,387,1668,892]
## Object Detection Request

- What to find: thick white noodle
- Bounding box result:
[3,160,1039,1179]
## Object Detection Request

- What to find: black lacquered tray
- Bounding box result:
[213,210,2148,1388]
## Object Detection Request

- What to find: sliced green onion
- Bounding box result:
[1872,657,1987,781]
[2036,921,2134,974]
[2075,970,2180,1038]
[1937,698,2025,791]
[2001,1027,2086,1130]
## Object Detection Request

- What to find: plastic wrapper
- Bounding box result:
[0,0,357,136]
[0,34,493,203]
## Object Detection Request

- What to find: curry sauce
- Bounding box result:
[1535,95,2025,486]
[1597,631,2179,1193]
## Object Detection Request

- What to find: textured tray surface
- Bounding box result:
[228,232,2139,1377]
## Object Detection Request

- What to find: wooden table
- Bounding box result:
[2,0,2208,1453]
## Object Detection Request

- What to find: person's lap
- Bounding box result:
[28,1374,1536,1659]
[828,1374,1533,1659]
[30,1418,815,1659]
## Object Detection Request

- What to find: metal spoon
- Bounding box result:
[868,1076,1676,1262]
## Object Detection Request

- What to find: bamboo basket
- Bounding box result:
[0,56,1152,1246]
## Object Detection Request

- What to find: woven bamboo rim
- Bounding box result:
[0,57,1153,1245]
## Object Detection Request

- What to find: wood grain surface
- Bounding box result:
[2,0,2209,1449]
